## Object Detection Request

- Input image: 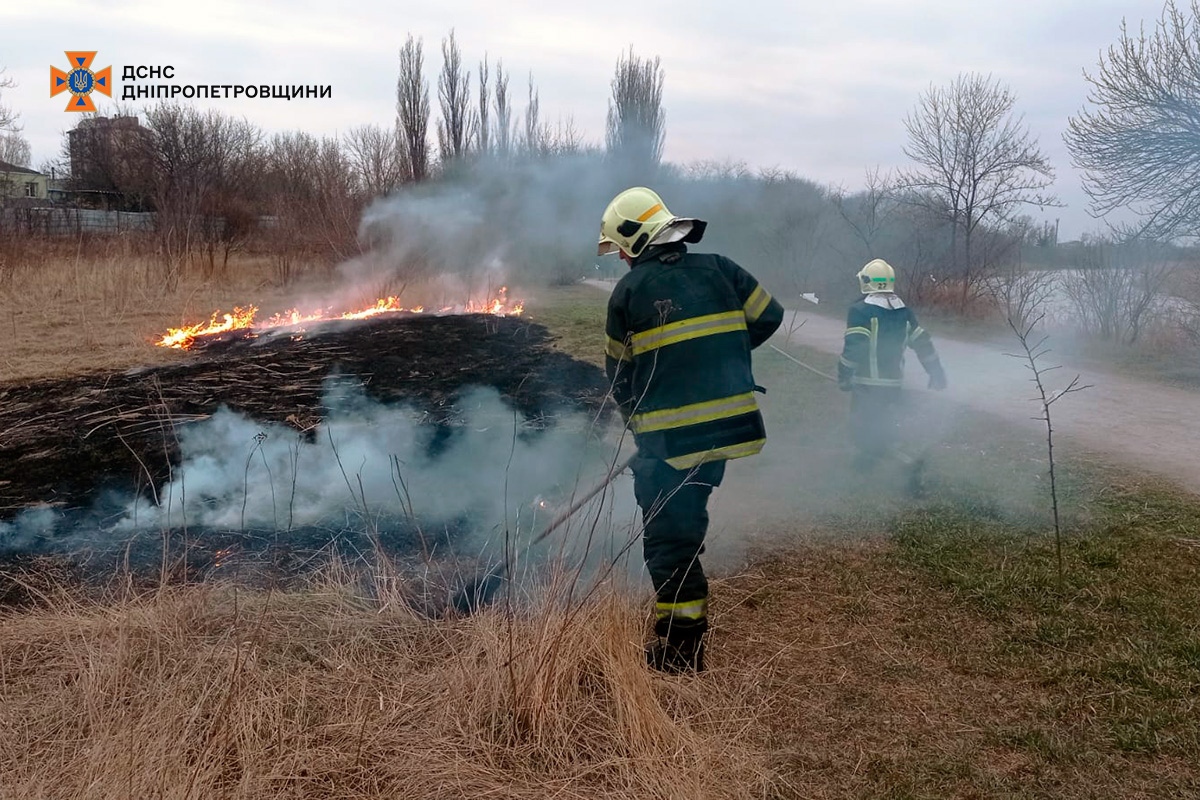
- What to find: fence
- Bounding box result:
[0,207,156,236]
[0,209,282,238]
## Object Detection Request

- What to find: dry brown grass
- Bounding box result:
[0,571,775,799]
[4,531,1197,799]
[0,235,339,384]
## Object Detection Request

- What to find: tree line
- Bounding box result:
[2,4,1199,346]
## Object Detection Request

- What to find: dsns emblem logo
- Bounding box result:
[50,51,112,112]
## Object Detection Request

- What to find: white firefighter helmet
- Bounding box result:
[597,187,707,259]
[857,258,896,294]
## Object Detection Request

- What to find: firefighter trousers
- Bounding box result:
[631,455,725,639]
[849,385,903,467]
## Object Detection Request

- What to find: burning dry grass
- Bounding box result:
[0,573,775,799]
[0,236,337,383]
[0,235,527,383]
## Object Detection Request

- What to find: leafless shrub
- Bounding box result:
[1175,266,1200,342]
[396,35,431,183]
[682,159,751,181]
[547,117,586,156]
[1065,237,1176,345]
[992,263,1057,331]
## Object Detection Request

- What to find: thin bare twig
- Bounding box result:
[1005,313,1092,585]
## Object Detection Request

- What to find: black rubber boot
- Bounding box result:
[645,634,705,674]
[905,456,928,499]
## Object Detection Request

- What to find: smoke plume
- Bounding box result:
[0,383,635,564]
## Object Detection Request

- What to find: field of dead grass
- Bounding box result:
[0,235,344,384]
[0,570,776,799]
[3,276,1199,798]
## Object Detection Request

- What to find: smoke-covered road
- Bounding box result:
[771,309,1200,494]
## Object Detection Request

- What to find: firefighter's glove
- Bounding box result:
[838,378,853,392]
[928,370,947,391]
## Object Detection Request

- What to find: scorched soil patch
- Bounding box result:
[0,314,610,520]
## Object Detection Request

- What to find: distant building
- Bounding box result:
[0,161,48,202]
[67,115,152,208]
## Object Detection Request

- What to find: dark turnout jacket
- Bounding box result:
[605,242,784,470]
[837,296,944,388]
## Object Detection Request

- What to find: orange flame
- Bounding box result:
[156,288,524,350]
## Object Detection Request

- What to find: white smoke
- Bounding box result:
[127,382,613,533]
[0,383,635,561]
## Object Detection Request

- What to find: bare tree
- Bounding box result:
[753,176,831,300]
[833,167,898,258]
[346,123,404,197]
[0,68,17,135]
[436,29,474,164]
[263,131,363,280]
[522,74,547,156]
[476,55,490,154]
[144,104,264,281]
[1066,1,1200,239]
[605,49,665,176]
[0,133,31,167]
[396,35,431,182]
[898,73,1058,311]
[493,60,512,157]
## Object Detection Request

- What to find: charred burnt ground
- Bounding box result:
[0,513,484,612]
[0,314,611,521]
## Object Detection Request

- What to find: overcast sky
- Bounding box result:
[1,0,1171,239]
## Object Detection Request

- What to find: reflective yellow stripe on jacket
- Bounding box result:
[630,310,747,356]
[606,336,631,362]
[869,317,879,379]
[743,285,773,322]
[630,392,759,434]
[665,439,766,470]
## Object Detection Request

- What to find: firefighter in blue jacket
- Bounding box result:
[838,258,947,473]
[599,187,783,673]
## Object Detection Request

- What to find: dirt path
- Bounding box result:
[582,280,1200,494]
[772,308,1200,494]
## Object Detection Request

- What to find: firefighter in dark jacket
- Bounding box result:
[599,187,784,673]
[838,258,947,471]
